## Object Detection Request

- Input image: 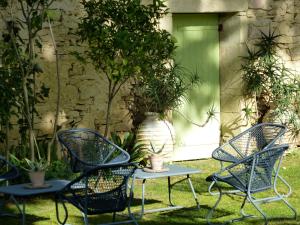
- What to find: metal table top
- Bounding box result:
[0,179,69,197]
[134,164,201,179]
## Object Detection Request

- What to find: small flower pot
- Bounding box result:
[29,171,45,187]
[149,155,164,171]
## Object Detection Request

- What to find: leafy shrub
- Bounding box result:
[241,29,300,137]
[110,131,146,166]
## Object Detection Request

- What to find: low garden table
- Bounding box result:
[0,179,69,225]
[133,164,200,219]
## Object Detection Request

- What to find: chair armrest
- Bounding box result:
[212,142,244,162]
[216,153,254,174]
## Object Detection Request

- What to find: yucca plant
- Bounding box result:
[241,29,300,137]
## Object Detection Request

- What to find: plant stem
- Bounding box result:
[47,16,61,163]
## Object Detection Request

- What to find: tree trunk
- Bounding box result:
[22,78,35,161]
[104,97,113,137]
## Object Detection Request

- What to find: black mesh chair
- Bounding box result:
[0,155,19,183]
[0,155,19,216]
[209,123,291,196]
[57,128,130,173]
[206,144,296,225]
[55,163,138,225]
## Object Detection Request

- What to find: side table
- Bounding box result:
[0,179,69,225]
[133,164,200,219]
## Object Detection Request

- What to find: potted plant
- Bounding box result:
[10,155,48,187]
[132,62,200,161]
[145,142,167,171]
[112,3,200,161]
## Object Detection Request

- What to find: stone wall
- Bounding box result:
[246,0,300,70]
[219,0,300,142]
[37,1,132,138]
[2,0,300,147]
[245,0,300,144]
[2,0,132,147]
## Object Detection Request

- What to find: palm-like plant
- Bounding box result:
[241,29,300,137]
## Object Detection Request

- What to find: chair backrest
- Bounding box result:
[0,155,19,183]
[228,123,286,160]
[61,163,137,215]
[228,144,288,193]
[57,128,130,173]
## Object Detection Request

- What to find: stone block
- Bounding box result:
[249,0,272,10]
[277,35,294,44]
[78,81,100,100]
[290,46,300,61]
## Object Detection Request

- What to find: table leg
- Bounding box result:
[138,179,146,219]
[168,176,175,206]
[10,195,25,225]
[187,174,200,209]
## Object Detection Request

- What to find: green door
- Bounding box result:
[172,14,220,160]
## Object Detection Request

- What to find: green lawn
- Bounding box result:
[1,150,299,225]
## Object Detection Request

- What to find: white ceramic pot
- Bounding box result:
[137,112,175,162]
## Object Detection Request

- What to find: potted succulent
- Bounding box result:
[24,158,48,187]
[10,155,48,187]
[145,142,167,171]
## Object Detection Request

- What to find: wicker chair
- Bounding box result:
[55,163,138,225]
[57,128,130,173]
[206,144,296,225]
[0,155,19,183]
[0,155,19,216]
[209,123,291,196]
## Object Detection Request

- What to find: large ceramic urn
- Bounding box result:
[137,112,175,162]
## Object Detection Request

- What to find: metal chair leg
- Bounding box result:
[206,183,223,225]
[273,179,297,219]
[277,175,292,197]
[248,197,268,225]
[81,212,89,225]
[281,198,297,219]
[208,181,219,196]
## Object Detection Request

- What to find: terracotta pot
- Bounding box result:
[137,112,175,162]
[149,154,164,171]
[29,171,45,187]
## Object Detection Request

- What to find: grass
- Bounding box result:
[0,150,299,225]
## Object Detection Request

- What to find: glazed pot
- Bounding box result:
[137,112,175,162]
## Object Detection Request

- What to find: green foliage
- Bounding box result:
[241,29,300,136]
[0,67,22,142]
[132,63,200,117]
[0,0,53,153]
[110,131,146,165]
[10,154,48,172]
[77,0,174,135]
[46,160,75,180]
[0,24,23,143]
